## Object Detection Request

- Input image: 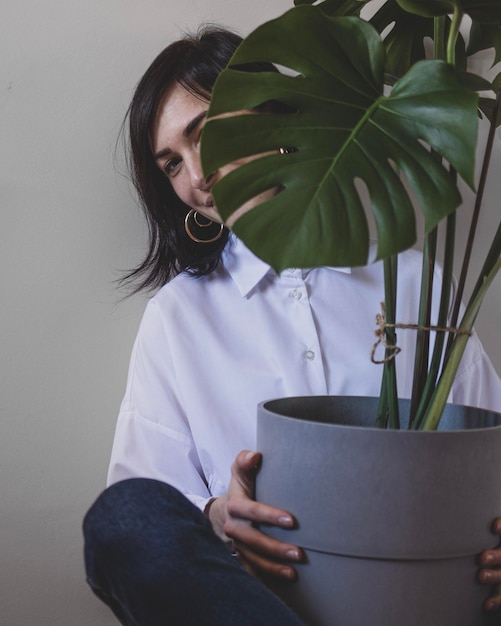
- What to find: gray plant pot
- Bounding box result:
[256,396,501,626]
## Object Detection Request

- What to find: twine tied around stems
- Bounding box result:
[370,302,472,364]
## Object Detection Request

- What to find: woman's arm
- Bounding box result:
[207,450,303,581]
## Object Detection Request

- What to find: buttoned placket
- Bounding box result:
[280,268,327,395]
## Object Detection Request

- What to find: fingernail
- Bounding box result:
[285,549,300,560]
[278,515,293,526]
[485,600,497,611]
[280,567,295,580]
[245,451,257,463]
[480,570,492,582]
[483,552,495,564]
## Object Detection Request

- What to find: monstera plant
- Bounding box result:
[202,0,501,431]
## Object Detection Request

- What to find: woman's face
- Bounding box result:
[151,82,275,225]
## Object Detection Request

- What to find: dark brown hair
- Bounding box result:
[121,26,276,292]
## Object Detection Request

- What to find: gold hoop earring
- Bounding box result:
[184,209,224,244]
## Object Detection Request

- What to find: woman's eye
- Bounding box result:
[163,157,181,177]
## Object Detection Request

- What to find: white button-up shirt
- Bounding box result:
[108,237,501,510]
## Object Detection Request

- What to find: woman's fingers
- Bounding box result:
[225,514,302,581]
[224,517,301,562]
[226,494,295,529]
[230,521,302,581]
[482,587,501,612]
[234,540,298,581]
[479,551,501,576]
[227,449,298,534]
[478,517,501,611]
[219,449,303,581]
[478,517,501,580]
[229,450,262,495]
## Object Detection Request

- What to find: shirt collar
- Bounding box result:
[222,235,353,298]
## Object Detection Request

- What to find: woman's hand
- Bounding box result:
[478,518,501,611]
[207,449,303,581]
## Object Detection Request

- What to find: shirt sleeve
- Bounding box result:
[107,299,213,512]
[427,259,501,413]
[450,331,501,413]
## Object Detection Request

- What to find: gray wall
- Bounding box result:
[0,1,291,624]
[1,1,499,624]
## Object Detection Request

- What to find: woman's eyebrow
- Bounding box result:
[183,111,207,138]
[154,111,207,161]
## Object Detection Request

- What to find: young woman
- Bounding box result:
[84,26,501,625]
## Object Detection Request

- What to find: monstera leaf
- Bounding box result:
[469,18,501,124]
[369,1,435,78]
[369,0,469,78]
[468,19,501,64]
[396,0,501,22]
[294,0,367,16]
[202,5,478,270]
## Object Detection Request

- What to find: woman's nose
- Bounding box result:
[192,167,215,191]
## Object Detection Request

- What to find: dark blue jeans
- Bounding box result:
[83,478,306,625]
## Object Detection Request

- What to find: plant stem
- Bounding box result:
[446,5,463,66]
[421,255,501,430]
[421,88,501,430]
[386,254,400,429]
[434,15,446,62]
[375,372,388,429]
[408,18,449,429]
[446,88,501,356]
[411,211,456,430]
[376,255,400,429]
[471,220,501,303]
[408,229,436,427]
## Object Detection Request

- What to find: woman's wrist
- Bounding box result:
[204,495,230,541]
[203,497,217,517]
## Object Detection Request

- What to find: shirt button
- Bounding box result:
[304,350,316,361]
[289,289,302,300]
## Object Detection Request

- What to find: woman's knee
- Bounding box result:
[83,478,213,577]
